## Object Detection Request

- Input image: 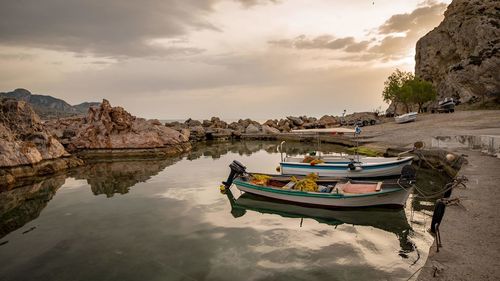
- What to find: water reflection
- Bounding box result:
[70,157,183,197]
[224,189,415,256]
[187,140,349,161]
[0,175,65,239]
[0,140,441,281]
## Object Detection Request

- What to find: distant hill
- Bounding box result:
[0,88,100,119]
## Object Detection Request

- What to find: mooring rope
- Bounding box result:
[399,176,468,199]
[413,149,440,170]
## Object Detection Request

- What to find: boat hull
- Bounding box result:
[233,181,412,208]
[394,112,418,124]
[280,157,413,178]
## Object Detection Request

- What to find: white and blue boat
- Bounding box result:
[279,128,415,178]
[280,156,414,178]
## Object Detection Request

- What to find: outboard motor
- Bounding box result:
[400,165,417,185]
[222,160,247,188]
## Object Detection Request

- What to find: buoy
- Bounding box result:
[446,153,456,162]
[219,185,226,192]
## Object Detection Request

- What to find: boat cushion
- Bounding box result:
[337,182,380,194]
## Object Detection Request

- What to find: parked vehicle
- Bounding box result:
[431,97,455,113]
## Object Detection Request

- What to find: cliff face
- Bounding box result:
[415,0,500,103]
[0,99,68,168]
[0,88,100,119]
[47,99,191,152]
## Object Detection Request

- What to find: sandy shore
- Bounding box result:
[361,110,500,150]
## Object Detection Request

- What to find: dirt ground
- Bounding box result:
[356,110,500,280]
[360,110,500,150]
[415,150,500,281]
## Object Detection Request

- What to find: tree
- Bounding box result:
[404,78,437,112]
[382,69,414,113]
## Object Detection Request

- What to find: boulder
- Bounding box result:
[245,124,261,134]
[263,119,279,129]
[189,125,206,141]
[415,0,500,103]
[228,121,244,131]
[318,115,338,127]
[287,116,304,126]
[209,117,228,129]
[184,118,201,127]
[0,99,68,167]
[262,125,280,134]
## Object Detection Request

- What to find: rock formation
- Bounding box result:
[164,113,380,141]
[0,99,68,167]
[48,99,191,153]
[0,99,82,187]
[415,0,500,103]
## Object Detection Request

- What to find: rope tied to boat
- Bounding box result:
[406,175,468,199]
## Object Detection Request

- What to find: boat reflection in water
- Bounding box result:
[224,188,416,258]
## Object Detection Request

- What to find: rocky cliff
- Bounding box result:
[0,88,100,119]
[0,99,68,167]
[0,99,83,187]
[415,0,500,104]
[48,99,191,153]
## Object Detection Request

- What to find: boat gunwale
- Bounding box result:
[280,156,413,169]
[233,179,408,199]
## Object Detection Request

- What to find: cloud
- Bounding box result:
[377,2,447,34]
[268,35,370,52]
[0,0,220,59]
[236,0,280,8]
[268,1,447,61]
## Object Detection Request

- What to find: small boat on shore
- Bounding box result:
[394,112,418,124]
[221,161,416,208]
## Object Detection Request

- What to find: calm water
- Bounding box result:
[0,141,448,281]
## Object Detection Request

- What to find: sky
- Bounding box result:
[0,0,451,120]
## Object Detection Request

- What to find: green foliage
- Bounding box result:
[382,69,414,112]
[401,78,437,113]
[383,69,436,113]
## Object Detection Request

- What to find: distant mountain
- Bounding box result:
[0,88,100,119]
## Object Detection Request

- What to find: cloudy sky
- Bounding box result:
[0,0,451,120]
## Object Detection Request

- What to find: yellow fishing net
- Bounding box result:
[251,174,271,186]
[291,173,318,192]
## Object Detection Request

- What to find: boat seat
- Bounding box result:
[336,181,381,194]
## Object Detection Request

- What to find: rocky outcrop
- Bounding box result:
[0,99,68,167]
[48,99,191,153]
[164,113,381,141]
[0,99,83,187]
[415,0,500,104]
[0,88,100,119]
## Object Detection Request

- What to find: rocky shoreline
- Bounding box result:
[0,99,193,188]
[0,95,385,188]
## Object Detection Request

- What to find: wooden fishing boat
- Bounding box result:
[280,156,414,178]
[221,161,416,208]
